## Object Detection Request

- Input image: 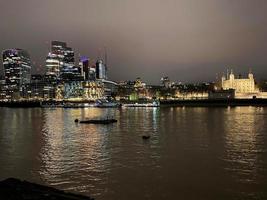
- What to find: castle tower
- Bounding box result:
[229,69,234,79]
[248,69,253,80]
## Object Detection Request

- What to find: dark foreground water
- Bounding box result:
[0,107,267,199]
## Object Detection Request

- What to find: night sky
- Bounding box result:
[1,0,267,84]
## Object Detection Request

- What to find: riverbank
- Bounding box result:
[160,98,267,107]
[0,100,41,107]
[2,98,267,108]
[0,178,94,200]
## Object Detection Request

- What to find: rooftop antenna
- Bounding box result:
[45,41,50,54]
[104,46,108,79]
[97,48,102,60]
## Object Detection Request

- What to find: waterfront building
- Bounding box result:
[102,79,118,97]
[62,81,104,101]
[27,74,57,99]
[161,76,173,88]
[134,77,146,89]
[174,82,212,100]
[133,78,147,99]
[83,81,105,100]
[63,81,84,100]
[221,70,257,93]
[2,49,31,99]
[208,89,235,99]
[175,90,208,99]
[117,78,150,100]
[117,81,135,100]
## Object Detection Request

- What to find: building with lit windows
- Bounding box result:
[221,70,257,93]
[79,56,90,80]
[161,76,173,88]
[46,41,81,80]
[96,59,107,80]
[2,49,31,98]
[61,81,105,101]
[89,66,96,81]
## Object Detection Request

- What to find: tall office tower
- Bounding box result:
[79,56,89,80]
[2,49,31,96]
[46,41,80,80]
[45,53,60,76]
[95,59,107,80]
[46,41,65,76]
[89,66,96,81]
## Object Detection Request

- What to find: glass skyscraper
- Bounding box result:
[2,49,31,97]
[46,41,80,80]
[96,59,107,80]
[79,56,90,80]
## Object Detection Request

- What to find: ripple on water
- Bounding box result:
[1,107,267,200]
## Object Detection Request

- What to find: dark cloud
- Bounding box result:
[1,0,267,84]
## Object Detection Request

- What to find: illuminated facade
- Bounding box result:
[83,81,105,100]
[89,66,96,81]
[134,77,146,89]
[62,81,104,100]
[96,59,107,80]
[45,53,60,76]
[46,41,81,80]
[161,76,173,88]
[26,74,57,99]
[221,71,257,93]
[2,49,31,98]
[79,56,89,80]
[102,79,118,96]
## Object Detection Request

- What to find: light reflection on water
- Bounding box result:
[222,107,267,198]
[40,108,115,196]
[0,107,267,199]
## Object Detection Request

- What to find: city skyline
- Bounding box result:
[1,0,267,84]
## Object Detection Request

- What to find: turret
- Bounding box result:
[229,69,234,80]
[248,69,253,80]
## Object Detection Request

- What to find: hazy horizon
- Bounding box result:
[1,0,267,84]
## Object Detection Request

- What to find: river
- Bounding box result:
[0,107,266,199]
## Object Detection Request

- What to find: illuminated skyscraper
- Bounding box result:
[96,59,107,80]
[89,66,96,81]
[79,56,89,80]
[46,41,65,76]
[2,49,31,97]
[46,41,80,80]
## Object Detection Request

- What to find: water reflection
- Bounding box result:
[0,107,267,200]
[39,108,114,196]
[0,108,43,182]
[223,107,266,197]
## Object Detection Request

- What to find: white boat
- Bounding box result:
[95,99,121,108]
[40,101,64,108]
[63,102,95,108]
[41,101,95,108]
[123,101,160,107]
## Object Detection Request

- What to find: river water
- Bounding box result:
[0,107,267,199]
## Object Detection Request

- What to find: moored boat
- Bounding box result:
[40,101,64,108]
[95,99,121,108]
[122,100,160,107]
[75,118,118,124]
